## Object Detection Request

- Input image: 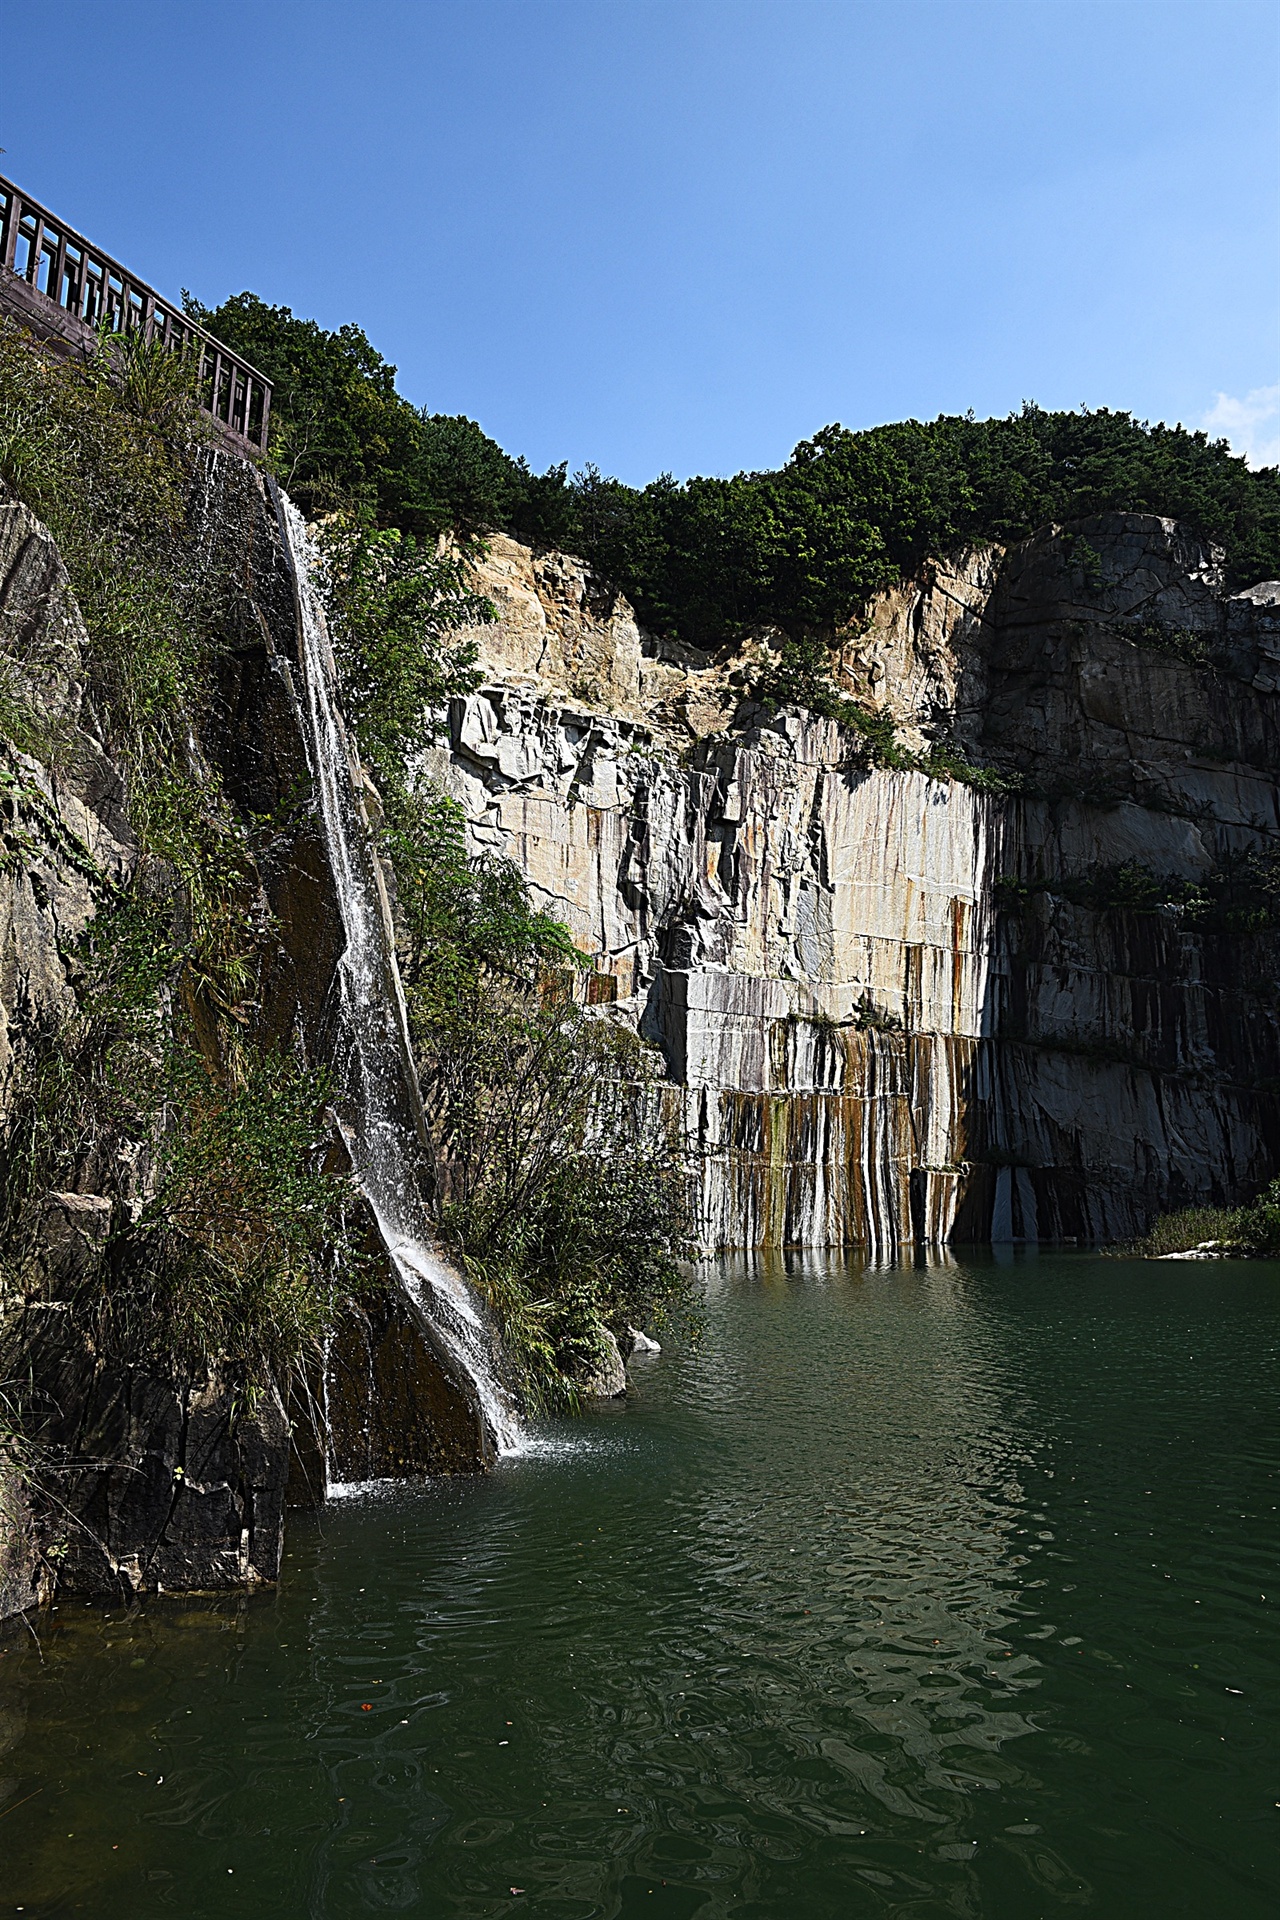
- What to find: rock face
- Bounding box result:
[0,502,135,1100]
[0,1458,41,1621]
[427,516,1280,1251]
[14,1321,291,1599]
[0,462,484,1615]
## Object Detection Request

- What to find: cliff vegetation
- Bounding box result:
[188,290,1280,785]
[1124,1182,1280,1259]
[0,323,358,1386]
[0,318,688,1427]
[190,290,1280,634]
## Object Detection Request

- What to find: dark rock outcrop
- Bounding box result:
[0,458,483,1616]
[16,1304,289,1597]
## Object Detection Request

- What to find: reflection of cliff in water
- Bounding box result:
[429,514,1280,1250]
[694,1252,1047,1827]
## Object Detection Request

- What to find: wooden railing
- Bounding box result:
[0,176,271,454]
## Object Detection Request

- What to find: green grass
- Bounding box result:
[1121,1177,1280,1259]
[1121,1207,1242,1257]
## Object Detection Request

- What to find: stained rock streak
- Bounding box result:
[430,514,1280,1250]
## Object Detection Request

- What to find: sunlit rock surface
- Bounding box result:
[427,514,1280,1251]
[0,502,136,1103]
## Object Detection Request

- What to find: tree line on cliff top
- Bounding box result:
[190,289,1280,646]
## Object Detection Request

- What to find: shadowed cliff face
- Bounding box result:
[0,456,483,1612]
[427,514,1280,1252]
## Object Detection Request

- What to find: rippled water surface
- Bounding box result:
[2,1251,1277,1918]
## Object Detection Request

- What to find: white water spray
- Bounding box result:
[279,494,522,1457]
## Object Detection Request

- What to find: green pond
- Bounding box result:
[2,1251,1277,1918]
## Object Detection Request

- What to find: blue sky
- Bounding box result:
[5,1,1277,482]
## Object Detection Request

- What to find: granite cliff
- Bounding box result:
[425,514,1280,1253]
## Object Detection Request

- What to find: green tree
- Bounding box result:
[383,791,689,1409]
[185,291,564,540]
[564,407,1280,648]
[317,514,488,788]
[189,289,1280,641]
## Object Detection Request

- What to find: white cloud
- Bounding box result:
[1201,384,1280,470]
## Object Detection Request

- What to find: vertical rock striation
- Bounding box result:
[428,518,1280,1250]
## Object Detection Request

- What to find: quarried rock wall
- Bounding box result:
[430,517,1280,1249]
[429,696,999,1255]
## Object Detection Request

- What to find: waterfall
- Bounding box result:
[277,492,522,1459]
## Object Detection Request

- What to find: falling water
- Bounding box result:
[277,492,522,1457]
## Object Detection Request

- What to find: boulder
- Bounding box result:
[581,1330,627,1399]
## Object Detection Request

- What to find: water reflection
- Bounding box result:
[1,1252,1276,1919]
[677,1254,1055,1908]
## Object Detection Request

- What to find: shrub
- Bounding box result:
[0,324,357,1388]
[1122,1207,1243,1258]
[95,1044,354,1377]
[382,788,690,1410]
[316,513,486,788]
[1122,1180,1280,1260]
[0,859,359,1384]
[0,321,214,768]
[1233,1179,1280,1258]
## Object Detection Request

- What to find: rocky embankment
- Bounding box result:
[423,515,1280,1251]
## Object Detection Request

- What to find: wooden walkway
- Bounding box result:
[0,175,271,455]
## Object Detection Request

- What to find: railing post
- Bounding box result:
[1,192,17,274]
